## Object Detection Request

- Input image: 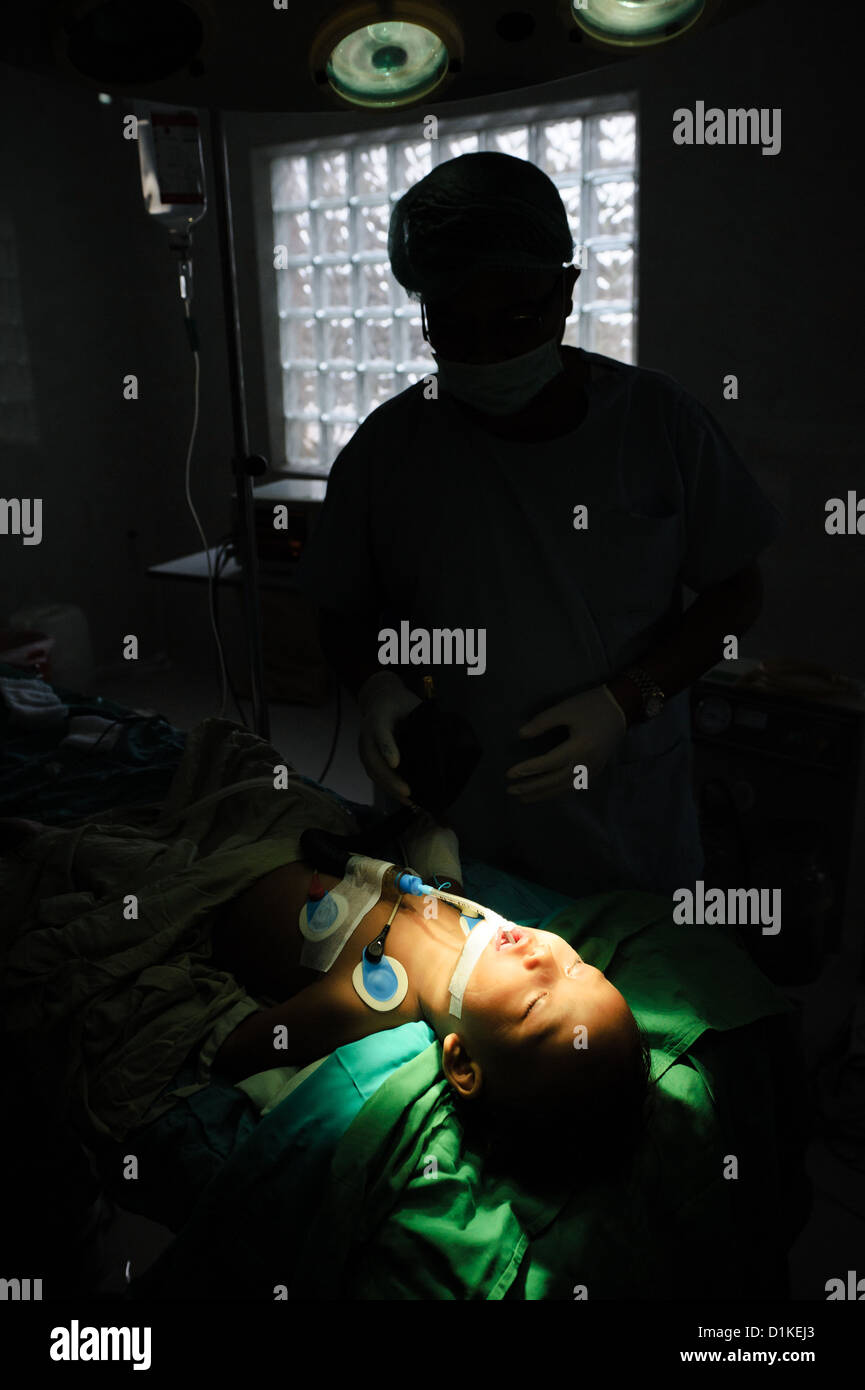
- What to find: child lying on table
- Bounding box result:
[210,824,654,1181]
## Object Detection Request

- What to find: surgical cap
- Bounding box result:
[388,152,575,304]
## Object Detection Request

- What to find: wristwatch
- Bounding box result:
[623,667,666,721]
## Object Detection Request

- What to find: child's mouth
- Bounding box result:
[496,925,524,950]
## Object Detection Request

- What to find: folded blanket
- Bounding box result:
[0,674,68,729]
[0,717,358,1142]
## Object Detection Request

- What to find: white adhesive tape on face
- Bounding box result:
[447,920,497,1019]
[299,855,391,973]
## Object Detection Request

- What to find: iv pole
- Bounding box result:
[208,105,270,740]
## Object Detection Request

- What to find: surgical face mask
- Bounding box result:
[434,333,565,416]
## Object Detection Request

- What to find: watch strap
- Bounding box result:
[623,667,666,719]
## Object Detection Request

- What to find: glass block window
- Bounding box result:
[256,99,637,480]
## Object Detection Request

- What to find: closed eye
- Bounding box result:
[522,954,581,1018]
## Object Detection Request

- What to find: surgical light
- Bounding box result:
[310,5,463,110]
[572,0,709,48]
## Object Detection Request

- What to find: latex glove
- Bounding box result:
[401,809,464,889]
[357,671,422,803]
[505,686,627,803]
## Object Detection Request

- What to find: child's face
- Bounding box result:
[455,926,637,1099]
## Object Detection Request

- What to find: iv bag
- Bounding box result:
[136,101,206,234]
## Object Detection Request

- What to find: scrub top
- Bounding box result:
[295,348,783,899]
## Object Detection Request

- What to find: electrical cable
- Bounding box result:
[176,228,340,760]
[211,540,251,728]
[316,683,342,785]
[14,711,161,823]
[209,535,343,761]
[177,233,232,722]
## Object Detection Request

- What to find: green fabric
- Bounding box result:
[234,1055,330,1114]
[0,716,358,1142]
[544,890,792,1077]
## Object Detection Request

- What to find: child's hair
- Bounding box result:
[449,1025,655,1187]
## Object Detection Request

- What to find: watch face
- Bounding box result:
[646,694,663,718]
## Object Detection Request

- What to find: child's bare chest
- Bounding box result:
[211,861,429,1033]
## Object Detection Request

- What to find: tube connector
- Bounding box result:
[395,871,426,896]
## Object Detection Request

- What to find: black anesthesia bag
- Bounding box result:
[395,677,481,820]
